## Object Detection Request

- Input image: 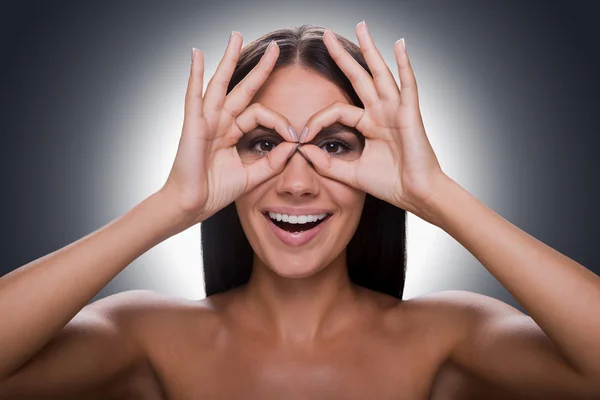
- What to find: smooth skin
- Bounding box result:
[0,22,599,399]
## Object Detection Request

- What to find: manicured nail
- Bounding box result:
[191,47,196,63]
[296,146,315,168]
[286,143,300,161]
[324,29,337,42]
[267,40,277,51]
[288,126,299,142]
[396,38,406,51]
[357,20,366,29]
[298,126,308,143]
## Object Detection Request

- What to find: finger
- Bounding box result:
[184,48,205,121]
[233,102,298,143]
[202,31,243,115]
[300,101,365,144]
[393,38,419,108]
[355,21,400,102]
[296,144,361,189]
[222,40,280,118]
[322,29,379,108]
[245,141,298,192]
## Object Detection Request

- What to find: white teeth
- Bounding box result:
[268,212,329,224]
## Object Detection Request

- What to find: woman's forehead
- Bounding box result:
[250,65,350,125]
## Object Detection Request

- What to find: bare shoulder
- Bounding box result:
[88,289,224,351]
[400,289,525,329]
[402,290,541,400]
[384,290,526,366]
[411,289,522,312]
[78,290,223,398]
[87,289,213,321]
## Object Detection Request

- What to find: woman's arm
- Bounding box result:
[423,175,600,398]
[0,190,189,393]
[0,32,293,396]
[430,360,533,400]
[276,22,599,397]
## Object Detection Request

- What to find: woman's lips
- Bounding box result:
[262,212,332,247]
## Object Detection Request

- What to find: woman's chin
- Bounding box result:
[268,256,323,279]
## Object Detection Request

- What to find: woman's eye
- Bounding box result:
[320,140,349,155]
[251,139,278,154]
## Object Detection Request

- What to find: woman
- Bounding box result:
[0,23,598,399]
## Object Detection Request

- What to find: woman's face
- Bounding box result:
[234,64,366,278]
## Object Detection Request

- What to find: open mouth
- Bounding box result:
[262,212,332,233]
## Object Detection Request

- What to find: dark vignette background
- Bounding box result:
[0,0,598,311]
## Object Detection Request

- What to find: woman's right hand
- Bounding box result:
[160,32,299,227]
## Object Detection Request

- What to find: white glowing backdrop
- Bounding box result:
[92,9,507,302]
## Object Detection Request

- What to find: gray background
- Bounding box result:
[0,1,598,312]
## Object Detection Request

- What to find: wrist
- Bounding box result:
[147,189,198,236]
[412,173,460,227]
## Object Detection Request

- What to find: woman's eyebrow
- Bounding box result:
[314,122,362,139]
[249,122,362,139]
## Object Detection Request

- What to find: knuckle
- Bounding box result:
[244,84,259,99]
[332,101,346,111]
[331,47,344,60]
[371,68,383,81]
[227,49,240,65]
[246,102,261,112]
[215,77,229,89]
[304,113,318,130]
[224,104,239,119]
[355,109,367,128]
[233,119,245,135]
[191,91,202,102]
[346,72,359,85]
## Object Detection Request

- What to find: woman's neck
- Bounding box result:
[238,251,364,345]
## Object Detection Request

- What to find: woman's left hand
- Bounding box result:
[297,22,449,221]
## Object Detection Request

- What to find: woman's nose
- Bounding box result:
[275,149,320,198]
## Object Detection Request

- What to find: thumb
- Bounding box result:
[297,144,360,189]
[245,142,298,192]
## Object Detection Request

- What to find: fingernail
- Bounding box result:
[288,126,299,142]
[396,38,406,51]
[267,40,277,51]
[324,29,337,42]
[298,126,308,143]
[286,143,300,161]
[191,47,196,63]
[296,146,315,168]
[357,20,367,29]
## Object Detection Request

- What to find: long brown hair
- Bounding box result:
[201,24,407,299]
